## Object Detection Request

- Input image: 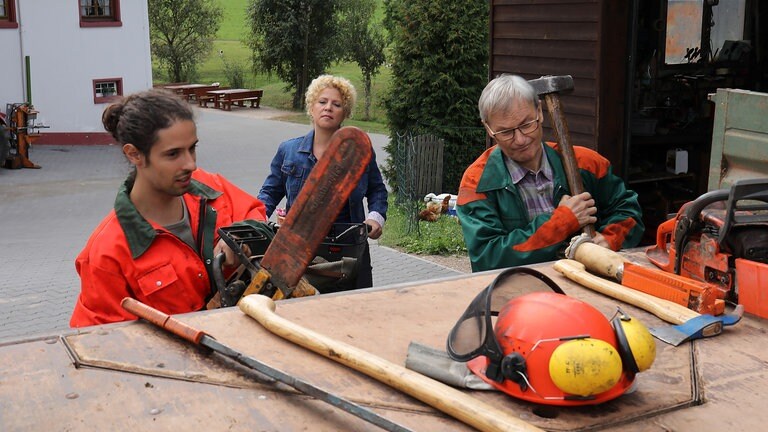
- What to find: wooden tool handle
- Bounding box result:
[553,260,700,325]
[205,292,222,310]
[543,94,596,238]
[241,268,272,298]
[121,298,205,344]
[238,295,543,432]
[567,239,628,281]
[271,276,318,300]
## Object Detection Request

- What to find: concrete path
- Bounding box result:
[0,107,460,342]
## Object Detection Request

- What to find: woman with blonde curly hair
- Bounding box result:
[258,75,388,292]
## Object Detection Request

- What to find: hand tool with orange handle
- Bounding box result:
[121,297,413,432]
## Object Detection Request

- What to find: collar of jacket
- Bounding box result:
[298,129,315,155]
[114,175,223,259]
[477,143,566,193]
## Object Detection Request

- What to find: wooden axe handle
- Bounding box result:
[542,94,596,238]
[553,259,700,325]
[239,295,543,432]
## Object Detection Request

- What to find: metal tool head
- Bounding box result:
[649,305,744,346]
[528,75,574,96]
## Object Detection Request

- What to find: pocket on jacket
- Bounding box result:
[137,263,180,297]
[281,162,305,178]
[281,162,306,201]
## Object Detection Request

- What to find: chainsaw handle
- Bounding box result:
[674,189,730,274]
[655,218,676,253]
[211,253,227,294]
[121,297,205,345]
[217,228,259,273]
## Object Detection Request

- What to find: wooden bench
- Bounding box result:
[197,87,229,107]
[182,84,220,102]
[220,90,263,111]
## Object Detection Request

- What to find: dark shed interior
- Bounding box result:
[489,0,767,243]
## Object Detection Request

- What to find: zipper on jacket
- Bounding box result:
[196,196,220,301]
[196,197,207,258]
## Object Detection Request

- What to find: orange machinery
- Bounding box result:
[2,102,44,169]
[647,179,768,319]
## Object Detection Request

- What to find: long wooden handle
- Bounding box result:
[238,295,543,432]
[553,260,700,325]
[543,93,596,237]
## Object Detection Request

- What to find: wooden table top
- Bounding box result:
[206,88,251,95]
[1,256,765,431]
[164,83,216,90]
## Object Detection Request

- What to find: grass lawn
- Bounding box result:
[153,0,391,132]
[151,1,465,256]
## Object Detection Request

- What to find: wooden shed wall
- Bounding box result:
[489,0,629,169]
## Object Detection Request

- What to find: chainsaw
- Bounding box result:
[211,222,371,306]
[646,178,768,319]
[205,126,373,308]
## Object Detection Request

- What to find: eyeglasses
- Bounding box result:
[484,116,540,142]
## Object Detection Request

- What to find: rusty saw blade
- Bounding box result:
[244,126,372,300]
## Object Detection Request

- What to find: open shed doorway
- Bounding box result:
[624,0,766,244]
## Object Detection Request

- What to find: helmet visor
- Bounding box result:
[446,267,564,364]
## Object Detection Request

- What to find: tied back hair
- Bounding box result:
[102,89,194,156]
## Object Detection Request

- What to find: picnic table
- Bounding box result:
[163,83,221,102]
[195,86,229,107]
[203,88,263,110]
[153,81,188,89]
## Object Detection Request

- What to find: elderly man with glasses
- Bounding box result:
[457,74,643,272]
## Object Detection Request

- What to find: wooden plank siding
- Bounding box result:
[411,135,445,198]
[489,0,630,171]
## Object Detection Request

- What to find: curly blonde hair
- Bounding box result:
[305,75,357,120]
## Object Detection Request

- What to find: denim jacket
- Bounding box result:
[258,130,388,225]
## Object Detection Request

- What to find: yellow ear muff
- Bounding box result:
[614,315,656,373]
[548,338,623,397]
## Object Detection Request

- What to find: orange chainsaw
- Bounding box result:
[206,126,373,308]
[646,178,768,319]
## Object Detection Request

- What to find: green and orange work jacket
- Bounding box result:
[70,169,267,327]
[457,143,643,272]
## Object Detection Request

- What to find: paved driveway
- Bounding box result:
[0,108,460,342]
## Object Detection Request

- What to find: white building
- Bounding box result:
[0,0,152,144]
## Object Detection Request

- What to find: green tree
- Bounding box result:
[383,0,489,193]
[246,0,341,109]
[337,0,386,121]
[148,0,223,83]
[219,51,247,89]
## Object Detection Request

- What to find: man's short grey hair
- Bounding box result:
[478,74,539,122]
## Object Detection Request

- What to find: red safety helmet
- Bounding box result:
[447,267,655,406]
